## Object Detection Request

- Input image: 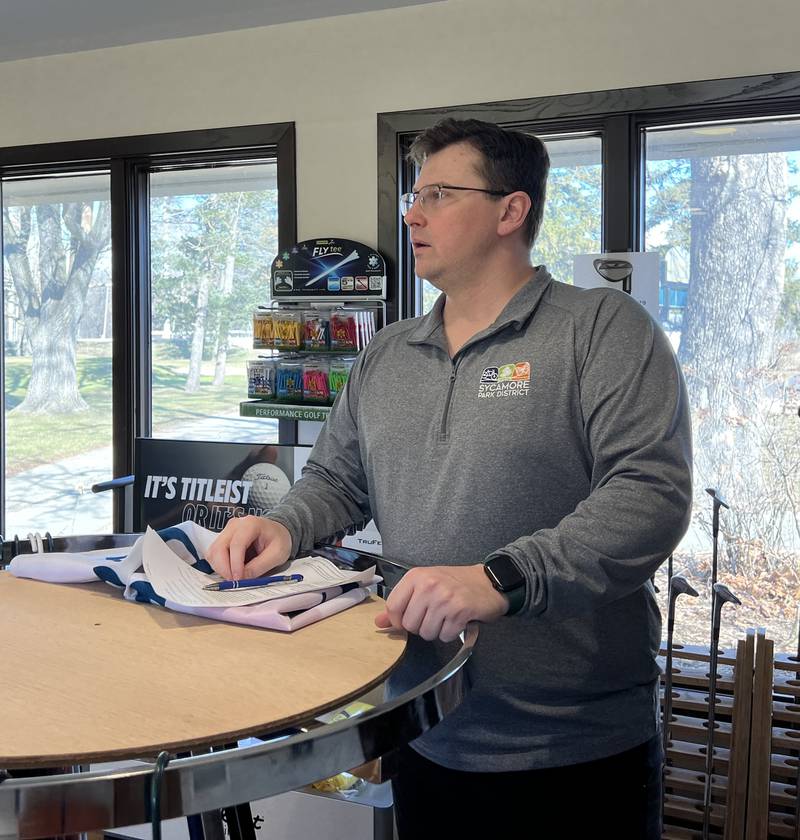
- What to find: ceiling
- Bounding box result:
[0,0,439,63]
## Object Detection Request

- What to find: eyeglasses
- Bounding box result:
[399,184,511,217]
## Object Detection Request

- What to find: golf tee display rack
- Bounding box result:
[240,238,387,423]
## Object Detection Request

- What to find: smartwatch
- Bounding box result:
[484,554,526,616]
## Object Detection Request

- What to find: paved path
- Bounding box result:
[4,414,278,539]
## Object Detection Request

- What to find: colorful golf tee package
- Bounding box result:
[247,301,375,405]
[252,310,274,349]
[328,357,355,402]
[275,358,304,401]
[246,359,276,399]
[330,311,360,351]
[303,358,330,403]
[248,355,354,405]
[302,310,330,350]
[273,310,303,350]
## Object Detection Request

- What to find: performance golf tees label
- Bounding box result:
[478,362,531,398]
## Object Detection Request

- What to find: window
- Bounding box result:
[531,133,602,283]
[3,171,114,535]
[0,124,295,536]
[643,117,800,650]
[378,74,800,651]
[149,162,280,444]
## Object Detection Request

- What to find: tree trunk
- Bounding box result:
[213,253,236,387]
[4,201,109,414]
[102,279,111,340]
[213,196,242,388]
[19,307,88,412]
[212,332,228,387]
[679,153,788,562]
[185,272,212,393]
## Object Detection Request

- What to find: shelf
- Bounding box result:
[253,347,360,355]
[239,401,331,421]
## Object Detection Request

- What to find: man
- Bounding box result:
[208,119,692,838]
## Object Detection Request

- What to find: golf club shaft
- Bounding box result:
[703,584,740,840]
[702,598,723,840]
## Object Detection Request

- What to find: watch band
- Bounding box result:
[503,582,526,616]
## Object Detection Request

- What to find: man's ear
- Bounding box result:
[497,191,532,239]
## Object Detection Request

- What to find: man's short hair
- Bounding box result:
[408,118,550,248]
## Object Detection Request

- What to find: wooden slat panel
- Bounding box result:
[669,688,735,717]
[765,812,796,838]
[768,779,798,809]
[660,643,738,666]
[662,669,736,694]
[771,702,800,726]
[663,830,702,840]
[745,630,774,840]
[664,792,726,829]
[768,727,800,752]
[668,739,730,773]
[724,632,755,840]
[666,765,727,798]
[773,672,800,699]
[669,713,732,748]
[769,752,800,781]
[773,653,800,674]
[661,825,703,840]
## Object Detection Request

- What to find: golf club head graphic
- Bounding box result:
[592,258,633,294]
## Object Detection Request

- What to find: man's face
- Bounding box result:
[403,142,506,289]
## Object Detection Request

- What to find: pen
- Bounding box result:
[203,574,304,591]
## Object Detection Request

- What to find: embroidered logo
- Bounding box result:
[478,362,531,398]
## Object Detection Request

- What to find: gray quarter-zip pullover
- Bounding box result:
[267,267,692,771]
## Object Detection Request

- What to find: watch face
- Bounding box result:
[486,555,525,592]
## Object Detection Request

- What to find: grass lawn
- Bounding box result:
[4,343,248,476]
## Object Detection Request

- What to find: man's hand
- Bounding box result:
[374,564,509,643]
[206,516,292,581]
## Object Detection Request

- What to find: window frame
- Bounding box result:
[377,71,800,319]
[0,123,296,532]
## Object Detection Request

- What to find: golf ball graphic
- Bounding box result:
[242,463,291,508]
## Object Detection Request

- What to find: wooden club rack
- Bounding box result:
[661,629,800,839]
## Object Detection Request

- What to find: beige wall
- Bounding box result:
[0,0,797,244]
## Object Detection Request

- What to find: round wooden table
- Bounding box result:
[0,573,407,769]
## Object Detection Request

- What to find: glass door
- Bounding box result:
[149,161,281,444]
[643,117,800,646]
[2,171,113,536]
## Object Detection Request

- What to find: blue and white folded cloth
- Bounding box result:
[8,521,378,632]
